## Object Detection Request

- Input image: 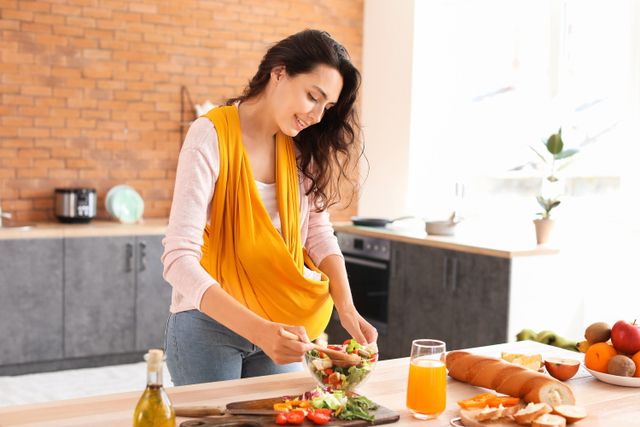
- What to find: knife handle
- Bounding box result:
[175,406,225,417]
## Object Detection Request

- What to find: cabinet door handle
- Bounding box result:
[139,241,147,271]
[451,258,458,290]
[126,243,133,272]
[442,257,448,289]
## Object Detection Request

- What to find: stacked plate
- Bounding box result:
[105,185,144,223]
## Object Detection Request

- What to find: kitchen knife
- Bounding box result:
[175,406,285,417]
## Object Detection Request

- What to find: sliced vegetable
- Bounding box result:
[274,403,291,412]
[457,393,497,409]
[487,396,520,407]
[345,339,364,354]
[276,413,288,424]
[286,410,306,425]
[307,410,330,425]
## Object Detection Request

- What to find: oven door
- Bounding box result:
[342,254,390,334]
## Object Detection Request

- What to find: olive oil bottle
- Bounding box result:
[133,349,175,427]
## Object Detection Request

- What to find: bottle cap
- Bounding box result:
[147,349,164,372]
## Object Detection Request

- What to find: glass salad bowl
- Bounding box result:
[304,343,378,392]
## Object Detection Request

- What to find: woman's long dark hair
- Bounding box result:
[226,29,365,211]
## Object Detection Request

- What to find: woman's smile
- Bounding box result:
[295,115,308,130]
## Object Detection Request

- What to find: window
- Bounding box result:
[408,0,640,224]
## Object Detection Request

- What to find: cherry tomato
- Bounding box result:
[457,393,497,409]
[325,368,333,375]
[308,410,330,425]
[343,339,352,346]
[314,409,332,416]
[276,413,288,425]
[286,410,306,425]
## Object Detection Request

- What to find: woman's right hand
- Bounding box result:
[255,322,315,365]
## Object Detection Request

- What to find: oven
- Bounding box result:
[333,232,391,335]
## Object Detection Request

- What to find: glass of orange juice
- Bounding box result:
[406,339,446,420]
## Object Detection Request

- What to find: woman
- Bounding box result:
[162,29,376,386]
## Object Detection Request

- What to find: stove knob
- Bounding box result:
[365,243,371,250]
[373,244,379,251]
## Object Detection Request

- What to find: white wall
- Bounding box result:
[358,0,415,219]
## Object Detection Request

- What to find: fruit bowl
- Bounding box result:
[304,351,378,392]
[583,364,640,388]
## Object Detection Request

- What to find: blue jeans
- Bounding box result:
[164,310,303,386]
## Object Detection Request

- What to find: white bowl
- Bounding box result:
[424,220,456,236]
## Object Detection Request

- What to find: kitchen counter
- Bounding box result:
[1,341,637,426]
[333,223,560,258]
[1,219,559,259]
[0,218,169,240]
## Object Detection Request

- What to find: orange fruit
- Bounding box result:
[585,342,618,373]
[632,351,640,378]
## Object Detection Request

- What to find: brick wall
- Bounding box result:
[0,0,362,223]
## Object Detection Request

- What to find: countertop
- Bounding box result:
[0,341,637,426]
[0,218,169,240]
[332,223,561,258]
[1,218,560,258]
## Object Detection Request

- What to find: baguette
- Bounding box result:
[446,351,575,407]
[532,414,566,427]
[513,402,552,423]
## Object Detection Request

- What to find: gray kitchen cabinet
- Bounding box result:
[64,234,172,358]
[134,235,172,351]
[394,241,510,352]
[444,248,510,350]
[64,236,136,358]
[0,238,64,365]
[324,239,511,360]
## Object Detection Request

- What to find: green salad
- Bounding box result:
[305,387,379,421]
[306,339,378,391]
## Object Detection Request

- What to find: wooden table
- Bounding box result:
[1,341,638,426]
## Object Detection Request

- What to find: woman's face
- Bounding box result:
[270,64,343,137]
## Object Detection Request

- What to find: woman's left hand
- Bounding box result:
[338,306,378,346]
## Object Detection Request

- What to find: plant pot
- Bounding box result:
[533,218,555,244]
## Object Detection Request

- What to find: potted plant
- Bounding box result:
[529,128,581,244]
[534,195,561,244]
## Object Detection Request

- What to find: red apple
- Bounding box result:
[611,320,640,355]
[544,358,580,381]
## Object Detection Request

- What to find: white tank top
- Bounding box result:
[255,180,281,233]
[255,179,320,281]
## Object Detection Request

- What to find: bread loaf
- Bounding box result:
[446,351,575,407]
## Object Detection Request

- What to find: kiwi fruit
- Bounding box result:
[585,322,611,344]
[608,355,636,377]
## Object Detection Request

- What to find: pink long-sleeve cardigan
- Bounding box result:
[161,114,343,314]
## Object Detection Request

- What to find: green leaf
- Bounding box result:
[536,196,546,209]
[547,175,559,182]
[549,201,561,209]
[546,133,563,155]
[555,147,580,160]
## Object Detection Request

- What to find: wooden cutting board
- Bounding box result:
[179,397,400,427]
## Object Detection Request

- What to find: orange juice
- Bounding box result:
[406,357,446,417]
